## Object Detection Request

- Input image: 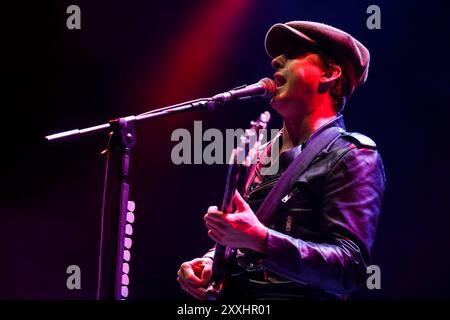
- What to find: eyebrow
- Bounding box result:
[285,48,314,58]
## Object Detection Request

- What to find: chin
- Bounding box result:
[270,98,303,120]
[270,94,283,109]
[270,93,290,109]
[270,100,282,115]
[269,99,288,119]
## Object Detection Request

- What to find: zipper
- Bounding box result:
[281,191,294,203]
[281,187,301,203]
[285,215,292,232]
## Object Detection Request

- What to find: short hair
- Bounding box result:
[317,52,349,113]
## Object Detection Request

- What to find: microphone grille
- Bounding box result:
[259,78,277,97]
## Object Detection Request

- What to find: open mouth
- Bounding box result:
[273,73,287,87]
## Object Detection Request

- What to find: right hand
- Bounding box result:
[177,257,213,300]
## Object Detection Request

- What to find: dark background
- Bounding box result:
[1,0,449,299]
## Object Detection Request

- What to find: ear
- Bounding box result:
[320,64,342,85]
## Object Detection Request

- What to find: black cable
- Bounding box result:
[96,131,113,300]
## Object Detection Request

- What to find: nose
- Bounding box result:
[271,54,286,70]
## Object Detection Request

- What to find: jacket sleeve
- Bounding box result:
[260,147,386,294]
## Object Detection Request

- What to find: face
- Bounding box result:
[270,49,326,119]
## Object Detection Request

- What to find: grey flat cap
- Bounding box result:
[265,21,370,96]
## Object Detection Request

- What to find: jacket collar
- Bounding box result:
[304,114,346,147]
[278,114,345,171]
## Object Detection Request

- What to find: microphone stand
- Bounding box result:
[45,98,213,142]
[46,98,214,300]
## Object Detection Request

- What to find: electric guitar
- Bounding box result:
[206,111,271,300]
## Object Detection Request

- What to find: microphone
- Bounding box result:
[211,78,277,104]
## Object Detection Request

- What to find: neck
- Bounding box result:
[281,99,337,152]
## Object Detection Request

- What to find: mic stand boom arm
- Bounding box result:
[45,98,213,142]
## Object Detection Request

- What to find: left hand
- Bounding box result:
[204,191,268,253]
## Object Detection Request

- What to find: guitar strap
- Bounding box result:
[255,126,343,227]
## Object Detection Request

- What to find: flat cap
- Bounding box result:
[265,21,370,96]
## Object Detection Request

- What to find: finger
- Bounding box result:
[177,274,192,290]
[195,287,208,300]
[205,215,228,228]
[205,223,226,238]
[179,279,204,300]
[233,190,250,211]
[189,258,210,272]
[201,267,212,286]
[207,206,219,214]
[179,263,203,286]
[188,286,207,300]
[178,274,205,297]
[208,229,224,245]
[205,213,228,227]
[177,276,188,291]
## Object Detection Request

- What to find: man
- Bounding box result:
[177,21,385,300]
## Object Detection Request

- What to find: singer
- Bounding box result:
[177,21,386,300]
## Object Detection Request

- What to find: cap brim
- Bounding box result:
[265,23,319,58]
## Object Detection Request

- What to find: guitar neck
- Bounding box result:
[205,111,271,300]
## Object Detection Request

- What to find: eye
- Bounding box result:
[285,49,309,60]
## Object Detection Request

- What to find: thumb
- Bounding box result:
[233,190,250,212]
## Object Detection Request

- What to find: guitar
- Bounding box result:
[206,111,271,300]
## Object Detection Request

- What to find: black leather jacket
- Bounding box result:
[207,115,386,300]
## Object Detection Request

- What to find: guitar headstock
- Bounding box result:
[231,111,271,167]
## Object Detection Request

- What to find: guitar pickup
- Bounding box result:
[236,249,264,272]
